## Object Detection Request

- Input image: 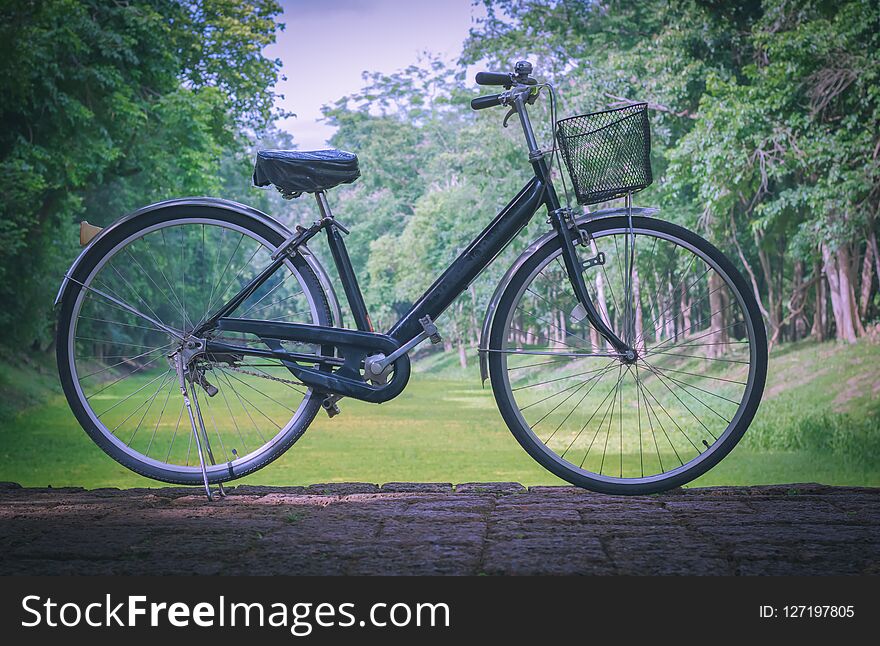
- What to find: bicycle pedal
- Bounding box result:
[419,315,443,345]
[196,373,218,397]
[321,395,341,418]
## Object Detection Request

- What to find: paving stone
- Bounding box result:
[492,506,581,524]
[304,483,380,495]
[483,534,613,575]
[603,532,731,575]
[693,523,878,545]
[403,498,495,516]
[379,520,487,546]
[228,485,308,496]
[0,483,877,575]
[455,482,526,495]
[381,482,453,493]
[580,507,676,525]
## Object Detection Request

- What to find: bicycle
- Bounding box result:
[55,61,767,499]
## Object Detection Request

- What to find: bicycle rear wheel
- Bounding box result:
[488,216,767,494]
[56,205,331,485]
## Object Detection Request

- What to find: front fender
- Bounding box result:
[478,205,659,383]
[54,197,343,327]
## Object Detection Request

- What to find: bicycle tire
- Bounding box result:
[488,216,768,494]
[56,204,332,485]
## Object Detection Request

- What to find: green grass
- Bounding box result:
[0,338,878,489]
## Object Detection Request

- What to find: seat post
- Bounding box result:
[314,191,333,219]
[314,190,373,332]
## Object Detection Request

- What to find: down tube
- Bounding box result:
[388,177,545,343]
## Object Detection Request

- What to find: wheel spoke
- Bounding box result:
[496,225,762,486]
[65,218,322,477]
[66,275,183,340]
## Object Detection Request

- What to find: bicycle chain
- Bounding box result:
[201,361,308,388]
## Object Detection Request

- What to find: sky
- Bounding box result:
[265,0,487,150]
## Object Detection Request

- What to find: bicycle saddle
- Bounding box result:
[253,149,360,198]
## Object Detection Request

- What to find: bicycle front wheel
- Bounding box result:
[488,216,767,494]
[56,205,331,485]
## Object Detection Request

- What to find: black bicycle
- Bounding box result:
[56,61,767,499]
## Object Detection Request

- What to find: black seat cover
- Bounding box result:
[253,149,360,197]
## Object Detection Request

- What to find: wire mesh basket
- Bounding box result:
[556,103,653,206]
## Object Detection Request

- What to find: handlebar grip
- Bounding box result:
[475,71,512,87]
[471,94,503,111]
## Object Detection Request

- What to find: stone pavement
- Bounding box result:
[0,482,877,575]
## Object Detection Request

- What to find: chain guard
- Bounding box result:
[207,318,411,404]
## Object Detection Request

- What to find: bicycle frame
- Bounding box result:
[388,176,545,342]
[196,90,630,403]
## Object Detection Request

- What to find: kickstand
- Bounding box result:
[190,384,226,498]
[174,354,217,501]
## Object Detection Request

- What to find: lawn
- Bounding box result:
[0,338,878,489]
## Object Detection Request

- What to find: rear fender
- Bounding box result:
[54,197,343,328]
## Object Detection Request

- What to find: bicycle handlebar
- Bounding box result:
[470,93,503,111]
[471,61,538,112]
[476,71,513,87]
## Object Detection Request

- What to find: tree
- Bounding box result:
[0,0,284,348]
[463,0,879,344]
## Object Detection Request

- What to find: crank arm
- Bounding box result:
[281,357,411,404]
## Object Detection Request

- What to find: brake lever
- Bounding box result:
[502,106,516,128]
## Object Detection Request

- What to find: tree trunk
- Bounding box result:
[589,321,601,351]
[707,272,729,358]
[557,308,568,349]
[846,245,866,337]
[754,229,781,345]
[514,310,523,346]
[731,216,774,347]
[458,341,468,369]
[468,285,481,350]
[871,230,880,297]
[789,260,808,341]
[859,238,875,322]
[594,270,611,351]
[679,279,691,338]
[665,279,676,341]
[821,242,859,343]
[632,266,646,353]
[811,261,826,342]
[648,290,662,345]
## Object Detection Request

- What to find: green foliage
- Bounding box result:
[290,1,871,354]
[0,0,284,348]
[320,58,536,344]
[745,407,880,467]
[2,0,878,357]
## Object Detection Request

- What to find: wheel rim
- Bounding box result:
[497,224,761,487]
[66,217,321,478]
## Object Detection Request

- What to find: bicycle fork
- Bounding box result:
[548,207,634,360]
